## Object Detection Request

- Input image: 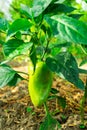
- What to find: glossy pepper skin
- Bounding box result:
[28,61,53,107]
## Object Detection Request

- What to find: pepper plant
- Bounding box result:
[0,0,87,129]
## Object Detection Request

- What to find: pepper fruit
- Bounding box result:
[28,61,53,107]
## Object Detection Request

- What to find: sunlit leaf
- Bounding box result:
[46,52,84,90]
[0,64,23,88]
[0,18,9,32]
[21,0,53,18]
[44,15,58,36]
[7,18,32,38]
[51,14,87,45]
[3,39,33,59]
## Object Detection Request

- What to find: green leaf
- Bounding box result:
[46,57,58,72]
[0,64,23,88]
[79,124,86,129]
[3,39,33,59]
[29,44,37,72]
[15,31,22,40]
[51,14,87,45]
[0,64,15,88]
[48,95,57,100]
[7,18,32,38]
[0,40,4,45]
[21,0,53,18]
[44,3,75,15]
[36,46,44,57]
[39,113,61,130]
[46,52,84,90]
[79,68,87,74]
[7,73,23,86]
[44,15,58,36]
[26,107,33,113]
[50,88,59,94]
[48,95,66,108]
[57,96,66,109]
[0,18,9,32]
[20,5,32,19]
[69,14,83,19]
[49,42,70,56]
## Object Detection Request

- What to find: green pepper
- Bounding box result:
[28,61,53,107]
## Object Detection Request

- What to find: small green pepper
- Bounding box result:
[28,61,53,107]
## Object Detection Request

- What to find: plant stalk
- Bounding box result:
[44,102,49,116]
[80,77,87,125]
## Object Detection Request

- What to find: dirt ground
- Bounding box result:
[0,64,87,130]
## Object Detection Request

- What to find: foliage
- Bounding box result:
[39,112,61,130]
[10,0,33,19]
[0,0,87,129]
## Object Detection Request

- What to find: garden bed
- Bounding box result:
[0,65,87,130]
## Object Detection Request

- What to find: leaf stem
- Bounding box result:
[79,45,87,55]
[16,71,29,76]
[79,68,87,74]
[44,102,49,116]
[41,39,49,60]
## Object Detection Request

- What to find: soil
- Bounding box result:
[0,64,87,130]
